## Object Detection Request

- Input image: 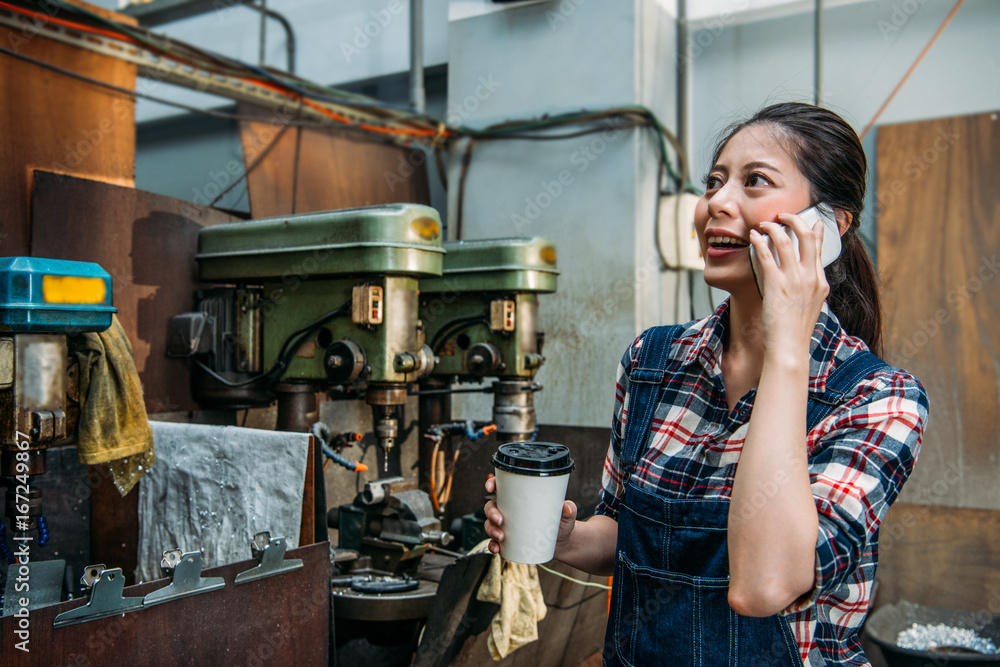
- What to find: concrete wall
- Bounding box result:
[445,0,679,428]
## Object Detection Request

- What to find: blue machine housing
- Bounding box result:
[0,257,116,333]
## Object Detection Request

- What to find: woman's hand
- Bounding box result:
[749,212,830,355]
[483,474,578,556]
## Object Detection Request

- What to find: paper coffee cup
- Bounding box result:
[491,442,575,564]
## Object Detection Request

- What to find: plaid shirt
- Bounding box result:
[596,300,928,667]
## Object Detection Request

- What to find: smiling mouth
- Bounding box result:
[706,235,749,249]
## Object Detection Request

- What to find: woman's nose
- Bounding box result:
[706,182,738,219]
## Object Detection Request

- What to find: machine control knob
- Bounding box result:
[324,340,366,382]
[466,342,501,376]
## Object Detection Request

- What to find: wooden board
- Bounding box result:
[446,424,612,530]
[874,502,1000,613]
[0,2,137,256]
[31,171,240,415]
[876,111,1000,510]
[237,103,431,218]
[444,559,608,667]
[0,541,329,666]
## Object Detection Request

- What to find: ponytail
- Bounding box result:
[825,230,882,356]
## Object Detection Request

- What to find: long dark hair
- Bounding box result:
[711,102,882,356]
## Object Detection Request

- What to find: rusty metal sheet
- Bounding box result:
[237,103,431,218]
[30,170,240,415]
[1,4,137,256]
[0,541,329,666]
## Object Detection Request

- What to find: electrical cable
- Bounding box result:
[37,515,49,547]
[455,138,474,240]
[0,43,307,125]
[537,563,611,590]
[291,123,303,213]
[859,0,965,140]
[1,0,447,137]
[210,121,292,207]
[545,590,606,610]
[194,301,350,388]
[430,316,490,354]
[3,0,700,188]
[429,315,488,350]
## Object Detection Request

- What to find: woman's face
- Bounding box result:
[694,124,814,297]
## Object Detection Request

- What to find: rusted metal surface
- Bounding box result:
[0,541,330,666]
[237,103,431,219]
[0,5,137,257]
[30,170,240,415]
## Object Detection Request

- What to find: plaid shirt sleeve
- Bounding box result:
[594,336,642,521]
[782,367,929,614]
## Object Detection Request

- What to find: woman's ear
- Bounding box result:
[834,209,853,237]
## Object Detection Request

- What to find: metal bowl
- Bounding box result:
[866,601,1000,667]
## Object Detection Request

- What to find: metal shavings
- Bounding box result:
[897,622,999,654]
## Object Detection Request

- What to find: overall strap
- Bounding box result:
[806,350,890,432]
[621,325,684,470]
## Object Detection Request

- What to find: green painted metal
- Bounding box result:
[196,204,444,282]
[261,276,423,385]
[419,237,558,294]
[421,293,541,380]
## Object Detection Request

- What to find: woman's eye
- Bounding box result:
[705,174,723,190]
[746,172,771,187]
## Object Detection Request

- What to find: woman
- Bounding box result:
[483,102,929,666]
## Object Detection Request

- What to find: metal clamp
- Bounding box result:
[53,565,144,628]
[233,532,303,585]
[142,550,225,607]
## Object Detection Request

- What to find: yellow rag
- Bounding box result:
[68,314,154,495]
[475,553,548,661]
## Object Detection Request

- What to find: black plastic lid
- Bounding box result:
[491,442,575,477]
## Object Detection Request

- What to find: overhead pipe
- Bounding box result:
[815,0,824,105]
[410,0,425,113]
[676,0,692,165]
[249,2,297,74]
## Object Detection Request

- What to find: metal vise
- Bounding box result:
[335,477,452,575]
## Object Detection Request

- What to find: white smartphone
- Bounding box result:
[749,203,842,296]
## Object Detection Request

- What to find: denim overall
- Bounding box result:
[603,325,887,667]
